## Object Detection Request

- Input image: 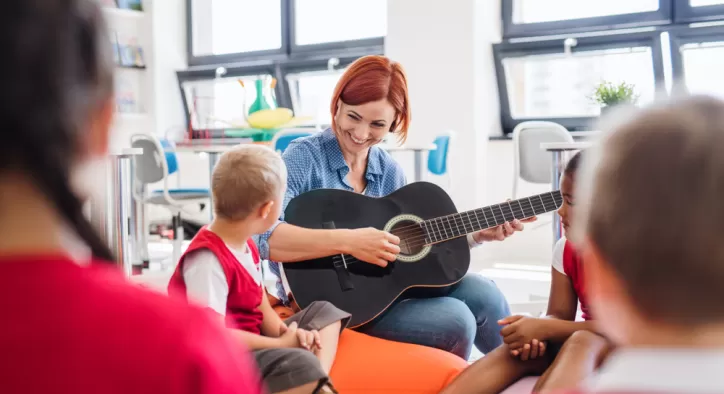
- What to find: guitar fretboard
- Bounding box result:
[420,191,562,244]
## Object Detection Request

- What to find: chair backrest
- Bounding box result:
[130,134,174,185]
[271,128,316,154]
[427,131,453,175]
[512,121,573,184]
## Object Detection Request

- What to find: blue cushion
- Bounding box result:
[275,132,313,153]
[160,139,179,175]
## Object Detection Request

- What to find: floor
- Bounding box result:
[137,217,556,363]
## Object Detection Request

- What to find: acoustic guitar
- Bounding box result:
[282,181,562,328]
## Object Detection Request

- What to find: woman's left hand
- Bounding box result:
[473,216,535,243]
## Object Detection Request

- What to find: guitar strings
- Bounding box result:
[382,198,557,247]
[382,192,562,238]
[329,200,561,267]
[385,196,560,239]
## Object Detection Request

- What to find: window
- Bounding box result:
[670,26,724,99]
[502,0,672,38]
[691,0,724,6]
[512,0,659,24]
[675,0,724,22]
[291,0,386,49]
[188,0,284,65]
[286,70,344,126]
[181,73,276,130]
[494,32,665,134]
[503,47,656,119]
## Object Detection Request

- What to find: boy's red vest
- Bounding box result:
[168,228,264,334]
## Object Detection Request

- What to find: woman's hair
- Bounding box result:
[563,150,585,178]
[1,1,114,261]
[330,55,411,142]
[575,95,724,325]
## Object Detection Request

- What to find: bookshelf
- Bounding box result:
[101,0,155,150]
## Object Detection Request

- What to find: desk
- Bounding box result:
[540,142,593,243]
[381,142,437,182]
[90,148,143,276]
[175,138,253,220]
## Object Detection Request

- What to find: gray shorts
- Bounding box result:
[254,301,350,393]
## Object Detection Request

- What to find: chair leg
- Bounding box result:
[170,213,184,269]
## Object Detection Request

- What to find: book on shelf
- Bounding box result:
[116,0,143,11]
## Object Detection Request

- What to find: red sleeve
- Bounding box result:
[175,312,265,394]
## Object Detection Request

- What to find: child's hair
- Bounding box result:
[1,1,114,261]
[563,150,585,178]
[212,145,287,221]
[576,95,724,325]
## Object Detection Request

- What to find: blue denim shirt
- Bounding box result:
[254,128,407,301]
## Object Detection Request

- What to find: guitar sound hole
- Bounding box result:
[390,220,426,256]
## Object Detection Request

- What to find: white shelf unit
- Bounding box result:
[103,2,155,150]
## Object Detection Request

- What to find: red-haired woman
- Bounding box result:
[256,55,525,360]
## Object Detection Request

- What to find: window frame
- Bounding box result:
[493,30,667,135]
[674,1,724,23]
[185,0,290,67]
[502,0,673,39]
[669,24,724,95]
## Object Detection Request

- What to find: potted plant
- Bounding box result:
[591,81,639,115]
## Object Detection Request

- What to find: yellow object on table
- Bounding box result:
[247,108,294,129]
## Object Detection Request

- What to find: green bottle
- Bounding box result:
[247,78,277,115]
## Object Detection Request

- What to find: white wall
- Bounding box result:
[386,0,502,212]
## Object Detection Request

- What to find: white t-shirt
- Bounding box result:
[182,243,262,316]
[551,237,567,276]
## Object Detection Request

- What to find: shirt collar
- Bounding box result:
[586,348,724,393]
[321,128,383,177]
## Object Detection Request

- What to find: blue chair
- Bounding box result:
[427,132,452,176]
[131,134,210,265]
[271,129,316,154]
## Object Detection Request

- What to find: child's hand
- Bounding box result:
[510,339,546,361]
[278,321,302,349]
[295,328,322,351]
[499,315,551,349]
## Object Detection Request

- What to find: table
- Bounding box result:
[540,142,593,243]
[175,138,253,220]
[90,148,143,277]
[381,142,437,182]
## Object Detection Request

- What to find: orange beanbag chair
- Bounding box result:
[329,329,467,393]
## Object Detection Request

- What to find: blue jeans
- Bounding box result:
[356,273,510,360]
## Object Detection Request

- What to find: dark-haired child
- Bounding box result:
[442,151,610,394]
[0,1,262,393]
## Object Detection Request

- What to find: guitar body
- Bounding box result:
[283,182,470,328]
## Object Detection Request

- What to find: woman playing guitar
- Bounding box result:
[255,55,532,360]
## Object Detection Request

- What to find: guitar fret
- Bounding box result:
[479,208,490,228]
[432,218,443,240]
[445,216,458,237]
[516,199,526,218]
[484,207,498,226]
[472,209,484,231]
[439,217,450,239]
[537,195,546,213]
[421,221,433,243]
[507,201,517,220]
[496,204,507,223]
[526,197,538,215]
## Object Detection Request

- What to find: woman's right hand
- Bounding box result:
[342,227,400,267]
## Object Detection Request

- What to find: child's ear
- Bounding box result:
[259,200,275,219]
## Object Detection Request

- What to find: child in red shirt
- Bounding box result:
[169,145,349,394]
[552,96,724,394]
[0,1,262,393]
[443,151,610,394]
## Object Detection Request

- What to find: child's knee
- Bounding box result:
[562,330,607,351]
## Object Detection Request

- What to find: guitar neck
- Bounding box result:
[420,191,563,244]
